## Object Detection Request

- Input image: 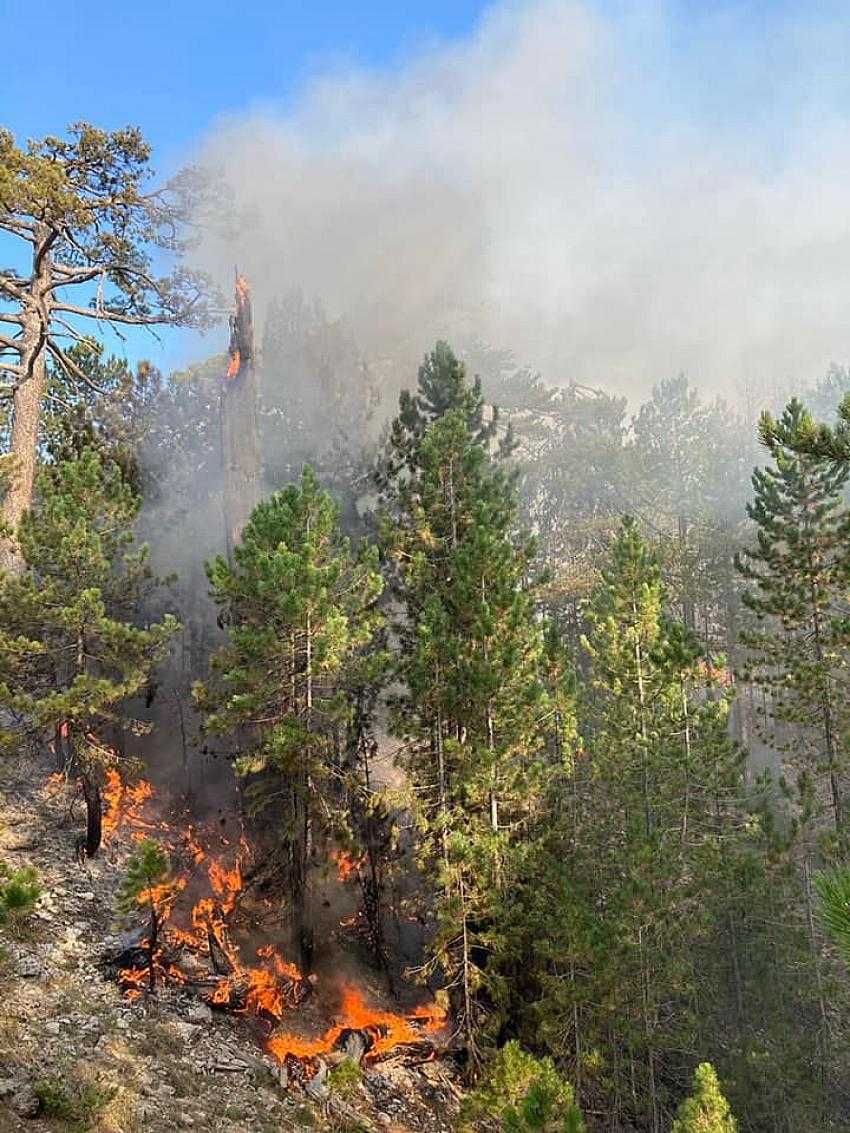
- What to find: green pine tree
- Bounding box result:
[736,398,850,846]
[503,519,753,1128]
[195,466,384,970]
[116,839,170,992]
[380,346,568,1057]
[671,1063,737,1133]
[0,863,40,924]
[376,340,508,492]
[0,449,178,856]
[461,1042,585,1132]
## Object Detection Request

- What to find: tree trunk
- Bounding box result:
[291,782,313,973]
[0,229,52,574]
[148,905,158,992]
[82,775,103,859]
[678,514,695,630]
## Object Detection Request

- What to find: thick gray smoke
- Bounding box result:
[194,0,850,400]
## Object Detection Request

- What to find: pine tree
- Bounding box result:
[815,866,850,965]
[671,1063,737,1133]
[0,863,40,924]
[461,1042,585,1132]
[376,340,507,492]
[502,519,753,1128]
[116,839,170,992]
[380,346,566,1056]
[195,467,384,970]
[0,449,177,855]
[736,398,850,845]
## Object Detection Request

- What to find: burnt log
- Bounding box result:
[103,925,149,969]
[207,924,235,975]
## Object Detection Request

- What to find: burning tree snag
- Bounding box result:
[0,123,216,572]
[220,272,261,559]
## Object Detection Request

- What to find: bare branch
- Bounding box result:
[0,360,22,376]
[52,317,96,346]
[45,268,103,293]
[45,340,107,395]
[0,333,22,352]
[0,274,33,307]
[52,301,181,329]
[0,214,36,240]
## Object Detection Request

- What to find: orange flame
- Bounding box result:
[117,966,148,1001]
[266,986,446,1063]
[138,876,187,918]
[226,349,241,379]
[102,767,156,842]
[332,850,364,883]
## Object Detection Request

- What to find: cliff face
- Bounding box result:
[0,752,461,1133]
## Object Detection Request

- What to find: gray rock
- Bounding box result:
[305,1060,330,1102]
[16,954,42,978]
[10,1082,40,1118]
[185,1002,212,1025]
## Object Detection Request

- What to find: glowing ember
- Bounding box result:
[266,986,446,1063]
[332,850,364,883]
[118,966,147,1001]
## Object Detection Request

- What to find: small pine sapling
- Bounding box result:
[672,1063,737,1133]
[116,839,170,992]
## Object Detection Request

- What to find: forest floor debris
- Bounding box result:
[0,753,460,1133]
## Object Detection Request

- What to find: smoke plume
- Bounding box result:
[193,0,850,399]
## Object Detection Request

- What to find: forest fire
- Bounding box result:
[102,768,156,842]
[99,768,446,1070]
[266,986,446,1064]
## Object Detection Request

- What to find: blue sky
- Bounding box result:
[3,0,492,369]
[5,1,850,392]
[4,1,490,168]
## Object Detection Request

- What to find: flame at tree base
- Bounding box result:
[83,765,446,1066]
[266,986,446,1063]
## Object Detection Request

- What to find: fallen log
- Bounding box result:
[207,924,235,975]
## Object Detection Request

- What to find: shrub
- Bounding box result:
[461,1041,585,1131]
[0,863,39,922]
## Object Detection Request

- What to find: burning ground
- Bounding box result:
[0,750,460,1133]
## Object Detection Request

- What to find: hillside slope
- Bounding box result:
[0,753,461,1133]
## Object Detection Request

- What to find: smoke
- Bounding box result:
[193,0,850,400]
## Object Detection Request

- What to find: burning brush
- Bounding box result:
[100,768,447,1071]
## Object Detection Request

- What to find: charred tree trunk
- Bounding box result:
[291,783,313,973]
[148,905,159,992]
[81,774,103,859]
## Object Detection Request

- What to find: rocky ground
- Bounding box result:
[0,753,461,1133]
